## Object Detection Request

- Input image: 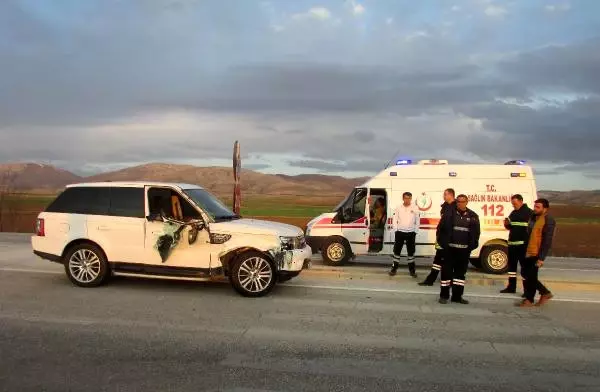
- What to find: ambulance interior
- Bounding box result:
[368,189,387,253]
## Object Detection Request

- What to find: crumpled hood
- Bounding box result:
[210,218,302,237]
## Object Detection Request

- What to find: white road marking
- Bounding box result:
[281,283,600,304]
[3,266,600,304]
[543,268,600,272]
[0,267,62,275]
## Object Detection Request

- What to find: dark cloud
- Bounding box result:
[353,130,375,143]
[537,162,600,180]
[463,95,600,163]
[0,1,599,187]
[498,37,600,95]
[288,159,388,173]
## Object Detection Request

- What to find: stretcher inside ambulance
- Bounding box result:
[304,159,538,274]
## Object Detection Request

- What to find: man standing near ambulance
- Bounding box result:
[418,188,456,286]
[437,194,481,304]
[500,194,533,294]
[389,192,420,278]
[519,198,556,307]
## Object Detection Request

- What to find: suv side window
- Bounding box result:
[109,187,145,218]
[147,187,201,221]
[45,187,110,215]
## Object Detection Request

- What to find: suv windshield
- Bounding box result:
[182,188,239,221]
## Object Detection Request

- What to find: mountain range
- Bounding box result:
[0,162,598,205]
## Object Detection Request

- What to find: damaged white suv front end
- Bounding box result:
[207,218,313,288]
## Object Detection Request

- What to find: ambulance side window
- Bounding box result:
[336,188,367,223]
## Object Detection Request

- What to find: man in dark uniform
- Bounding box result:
[437,194,481,304]
[500,194,532,294]
[418,188,456,286]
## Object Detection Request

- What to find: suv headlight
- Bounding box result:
[280,235,306,250]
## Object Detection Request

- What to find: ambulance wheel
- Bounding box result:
[480,245,509,274]
[322,237,351,266]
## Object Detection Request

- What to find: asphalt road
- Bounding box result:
[2,234,600,391]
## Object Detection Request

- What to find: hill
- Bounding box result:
[538,190,600,207]
[0,162,599,204]
[0,163,82,191]
[84,163,363,196]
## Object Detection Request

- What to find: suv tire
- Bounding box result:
[230,251,276,297]
[64,243,110,287]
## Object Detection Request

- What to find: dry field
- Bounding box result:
[1,194,599,258]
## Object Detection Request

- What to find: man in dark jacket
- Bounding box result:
[519,198,556,307]
[500,194,533,293]
[437,194,481,304]
[418,188,456,286]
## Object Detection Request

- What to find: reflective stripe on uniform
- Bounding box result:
[508,271,517,276]
[510,222,528,227]
[453,226,470,232]
[441,280,451,287]
[449,243,468,249]
[452,279,465,286]
[508,241,525,245]
[432,264,441,271]
[435,242,443,250]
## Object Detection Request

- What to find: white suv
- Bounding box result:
[31,181,312,297]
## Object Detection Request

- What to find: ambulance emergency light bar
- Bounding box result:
[395,159,449,165]
[505,160,526,165]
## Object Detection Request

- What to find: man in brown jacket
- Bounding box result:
[518,198,556,307]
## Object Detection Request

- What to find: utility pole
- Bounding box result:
[233,140,241,215]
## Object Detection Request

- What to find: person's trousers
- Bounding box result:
[393,231,416,273]
[505,244,526,290]
[522,257,551,302]
[440,247,470,300]
[422,249,444,283]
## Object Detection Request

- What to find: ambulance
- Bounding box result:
[304,159,538,274]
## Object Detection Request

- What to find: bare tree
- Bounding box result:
[0,169,17,232]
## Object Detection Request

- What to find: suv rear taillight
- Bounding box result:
[35,218,45,236]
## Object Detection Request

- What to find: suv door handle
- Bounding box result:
[97,225,110,231]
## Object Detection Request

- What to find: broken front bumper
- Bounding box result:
[274,244,313,272]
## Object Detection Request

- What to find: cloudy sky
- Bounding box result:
[1,0,599,190]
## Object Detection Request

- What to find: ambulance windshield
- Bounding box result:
[333,190,354,212]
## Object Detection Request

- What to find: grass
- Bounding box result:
[556,218,600,224]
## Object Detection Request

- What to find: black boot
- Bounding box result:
[389,262,399,276]
[500,277,517,293]
[451,298,469,304]
[408,261,417,278]
[418,270,437,286]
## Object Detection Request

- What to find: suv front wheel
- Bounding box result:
[230,251,276,297]
[64,243,110,287]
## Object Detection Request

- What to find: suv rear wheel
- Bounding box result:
[230,251,276,297]
[64,243,110,287]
